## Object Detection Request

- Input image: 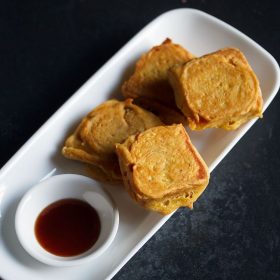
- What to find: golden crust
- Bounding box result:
[116,124,210,214]
[62,99,162,182]
[122,38,194,123]
[168,48,263,130]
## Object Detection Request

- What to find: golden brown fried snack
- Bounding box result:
[168,48,263,130]
[122,38,195,124]
[62,99,162,182]
[116,124,210,214]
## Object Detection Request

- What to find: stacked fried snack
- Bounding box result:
[62,39,263,215]
[62,99,162,182]
[116,124,209,215]
[122,38,195,125]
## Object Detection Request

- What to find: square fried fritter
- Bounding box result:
[168,48,263,130]
[62,99,162,182]
[122,38,195,124]
[116,124,209,214]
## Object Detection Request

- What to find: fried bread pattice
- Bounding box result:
[116,124,209,215]
[62,99,162,182]
[168,48,263,130]
[122,38,195,124]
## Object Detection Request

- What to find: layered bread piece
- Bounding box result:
[122,38,195,124]
[116,124,210,214]
[168,48,263,130]
[62,99,162,182]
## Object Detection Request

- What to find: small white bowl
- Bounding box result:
[15,174,119,266]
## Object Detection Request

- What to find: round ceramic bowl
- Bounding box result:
[15,174,119,266]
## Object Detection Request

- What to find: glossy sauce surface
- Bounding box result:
[35,198,101,257]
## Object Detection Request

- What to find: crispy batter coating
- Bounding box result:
[168,48,263,130]
[116,124,209,214]
[122,38,194,124]
[62,99,162,182]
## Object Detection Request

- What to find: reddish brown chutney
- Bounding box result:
[35,198,101,257]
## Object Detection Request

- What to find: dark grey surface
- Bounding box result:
[0,0,279,279]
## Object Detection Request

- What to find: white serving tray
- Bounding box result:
[0,8,279,280]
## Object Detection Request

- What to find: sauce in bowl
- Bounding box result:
[35,198,101,257]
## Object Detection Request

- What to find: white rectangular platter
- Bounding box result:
[0,8,279,280]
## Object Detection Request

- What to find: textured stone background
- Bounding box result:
[0,0,279,279]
